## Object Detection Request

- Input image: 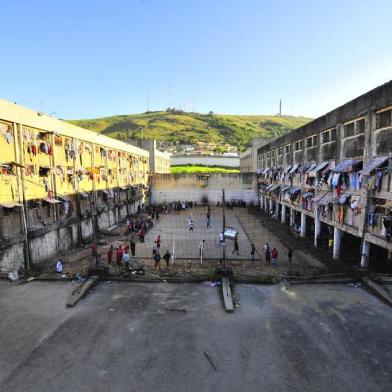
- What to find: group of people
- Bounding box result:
[106,239,144,275]
[126,216,154,243]
[152,234,171,272]
[187,208,212,232]
[263,243,293,266]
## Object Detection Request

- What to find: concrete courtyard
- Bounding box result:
[0,280,391,392]
[59,207,325,278]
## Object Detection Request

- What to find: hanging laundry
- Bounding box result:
[63,201,69,215]
[4,129,13,144]
[332,173,340,188]
[383,217,392,242]
[349,172,357,190]
[350,195,360,209]
[356,172,362,191]
[375,170,383,192]
[341,174,347,190]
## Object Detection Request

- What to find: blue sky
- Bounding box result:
[1,0,392,119]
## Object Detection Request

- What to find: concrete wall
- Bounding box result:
[240,149,252,172]
[128,139,171,173]
[0,242,24,274]
[151,173,257,204]
[0,198,146,273]
[171,155,240,168]
[255,80,392,263]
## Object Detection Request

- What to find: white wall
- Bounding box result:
[151,173,257,204]
[171,155,240,168]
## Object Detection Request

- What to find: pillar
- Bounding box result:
[289,208,294,226]
[281,204,286,224]
[314,208,321,247]
[269,198,273,214]
[273,202,278,220]
[360,240,370,268]
[300,212,306,237]
[333,227,341,260]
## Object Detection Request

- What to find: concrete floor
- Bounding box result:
[60,207,325,277]
[135,206,259,260]
[0,280,391,392]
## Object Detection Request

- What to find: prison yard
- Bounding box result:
[1,280,391,392]
[1,83,392,392]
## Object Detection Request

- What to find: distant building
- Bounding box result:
[240,149,252,172]
[129,139,171,174]
[171,154,240,168]
[240,137,273,172]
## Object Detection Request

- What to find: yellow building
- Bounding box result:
[0,99,150,273]
[0,99,149,205]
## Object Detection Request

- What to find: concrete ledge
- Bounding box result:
[373,274,392,285]
[66,276,99,307]
[288,277,354,285]
[29,275,73,282]
[361,277,392,306]
[221,277,234,313]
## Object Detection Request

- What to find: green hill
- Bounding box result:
[68,111,311,152]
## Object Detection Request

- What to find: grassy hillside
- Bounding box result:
[69,111,311,152]
[171,165,240,174]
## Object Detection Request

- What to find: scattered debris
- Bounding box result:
[8,271,18,282]
[165,307,187,314]
[204,351,218,372]
[74,273,87,283]
[206,281,221,287]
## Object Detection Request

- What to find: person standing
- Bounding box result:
[271,247,278,267]
[91,241,98,265]
[122,250,130,270]
[232,237,239,255]
[264,244,271,265]
[139,227,145,243]
[328,238,333,254]
[206,212,211,228]
[187,216,193,231]
[130,238,136,258]
[163,250,171,268]
[288,247,293,264]
[154,251,161,272]
[250,243,255,262]
[116,245,123,267]
[152,241,157,256]
[156,234,161,249]
[219,231,225,245]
